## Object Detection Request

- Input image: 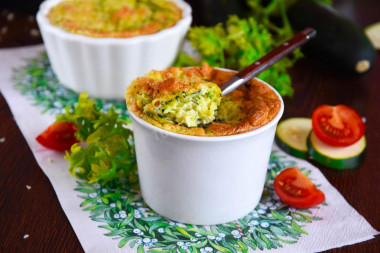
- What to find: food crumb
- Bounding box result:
[30,28,40,37]
[23,234,29,239]
[48,157,54,163]
[1,26,7,35]
[0,137,5,143]
[7,12,15,21]
[26,185,31,190]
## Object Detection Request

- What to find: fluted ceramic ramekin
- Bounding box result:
[128,78,284,225]
[36,0,192,99]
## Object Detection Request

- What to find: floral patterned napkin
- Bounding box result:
[1,45,378,253]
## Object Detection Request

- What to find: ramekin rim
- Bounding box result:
[36,0,192,44]
[128,77,284,143]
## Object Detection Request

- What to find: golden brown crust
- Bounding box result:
[126,64,281,136]
[152,78,188,99]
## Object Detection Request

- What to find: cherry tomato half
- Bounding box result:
[36,122,79,151]
[312,104,365,147]
[274,167,325,209]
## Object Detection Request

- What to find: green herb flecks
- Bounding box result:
[57,93,137,184]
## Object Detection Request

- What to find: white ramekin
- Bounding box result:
[36,0,192,99]
[128,79,284,225]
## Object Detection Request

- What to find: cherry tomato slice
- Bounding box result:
[312,104,365,147]
[36,122,79,151]
[274,167,325,209]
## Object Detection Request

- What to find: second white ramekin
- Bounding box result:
[36,0,192,99]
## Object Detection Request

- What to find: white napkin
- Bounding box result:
[1,46,378,253]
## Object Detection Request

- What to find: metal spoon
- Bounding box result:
[221,28,317,95]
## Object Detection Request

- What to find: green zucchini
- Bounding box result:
[307,131,366,169]
[287,0,377,74]
[275,118,312,159]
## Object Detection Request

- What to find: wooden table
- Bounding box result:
[0,1,379,252]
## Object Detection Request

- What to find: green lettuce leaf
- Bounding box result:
[175,15,302,97]
[57,93,137,184]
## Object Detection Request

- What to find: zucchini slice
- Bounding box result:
[307,131,366,169]
[275,118,312,159]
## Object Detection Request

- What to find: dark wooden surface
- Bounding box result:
[0,1,379,252]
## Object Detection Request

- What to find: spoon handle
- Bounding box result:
[221,28,317,95]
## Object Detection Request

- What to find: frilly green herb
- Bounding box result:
[57,93,137,184]
[175,15,301,97]
[246,0,331,41]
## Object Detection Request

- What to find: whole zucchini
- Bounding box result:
[287,0,377,74]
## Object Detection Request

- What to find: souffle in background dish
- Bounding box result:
[47,0,182,38]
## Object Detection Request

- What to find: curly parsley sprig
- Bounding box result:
[175,15,301,97]
[57,93,137,184]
